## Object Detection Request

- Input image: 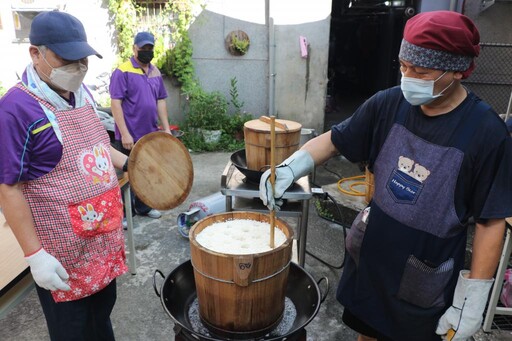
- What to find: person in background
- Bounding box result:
[109,31,170,219]
[260,10,512,341]
[0,11,128,340]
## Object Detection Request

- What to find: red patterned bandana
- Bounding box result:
[398,10,480,79]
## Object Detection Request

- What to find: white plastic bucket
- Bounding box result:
[177,192,226,238]
[201,129,222,143]
[300,128,316,147]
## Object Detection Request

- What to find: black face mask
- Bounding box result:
[137,50,154,64]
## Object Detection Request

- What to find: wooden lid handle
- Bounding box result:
[259,116,288,131]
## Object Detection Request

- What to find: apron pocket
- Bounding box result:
[386,169,423,204]
[68,187,123,238]
[397,255,454,308]
[345,207,371,266]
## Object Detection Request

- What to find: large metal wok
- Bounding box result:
[230,149,269,184]
[153,260,328,340]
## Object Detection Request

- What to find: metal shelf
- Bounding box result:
[220,162,312,266]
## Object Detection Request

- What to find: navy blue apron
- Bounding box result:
[338,98,490,341]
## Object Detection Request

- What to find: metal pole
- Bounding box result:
[449,0,458,11]
[268,16,276,117]
[504,89,512,122]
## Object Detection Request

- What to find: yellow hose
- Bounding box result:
[337,175,367,196]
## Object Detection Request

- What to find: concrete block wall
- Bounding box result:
[1,0,509,134]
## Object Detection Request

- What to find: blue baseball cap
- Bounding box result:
[134,32,155,48]
[29,11,102,60]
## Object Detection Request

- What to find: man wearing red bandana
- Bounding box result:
[259,10,512,341]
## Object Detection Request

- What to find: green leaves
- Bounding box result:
[181,78,252,152]
[108,0,138,65]
[0,82,7,97]
[186,90,228,130]
[230,33,250,54]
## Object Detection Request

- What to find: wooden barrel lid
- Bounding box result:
[244,118,302,133]
[128,131,193,210]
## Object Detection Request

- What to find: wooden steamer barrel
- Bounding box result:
[189,211,294,339]
[244,118,302,172]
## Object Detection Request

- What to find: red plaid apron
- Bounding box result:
[18,84,127,302]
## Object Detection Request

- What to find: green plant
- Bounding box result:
[225,112,251,136]
[163,0,201,94]
[181,84,251,152]
[230,33,250,54]
[181,125,246,152]
[153,34,170,71]
[108,0,139,66]
[156,48,174,78]
[169,36,197,94]
[185,90,228,130]
[0,82,7,97]
[106,1,249,154]
[314,199,334,220]
[224,77,252,139]
[108,0,199,84]
[229,77,244,114]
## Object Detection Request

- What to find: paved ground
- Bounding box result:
[0,151,510,340]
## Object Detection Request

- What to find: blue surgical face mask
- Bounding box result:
[400,71,453,106]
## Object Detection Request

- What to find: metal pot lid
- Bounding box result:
[128,131,193,210]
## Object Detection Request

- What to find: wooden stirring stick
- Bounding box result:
[269,116,276,248]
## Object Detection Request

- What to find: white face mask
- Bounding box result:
[39,49,88,92]
[400,71,453,106]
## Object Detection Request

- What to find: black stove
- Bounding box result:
[173,325,306,341]
[154,261,327,341]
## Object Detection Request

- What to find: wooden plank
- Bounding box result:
[0,211,28,291]
[0,273,33,319]
[322,181,367,213]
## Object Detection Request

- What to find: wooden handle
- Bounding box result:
[259,115,288,131]
[269,116,276,248]
[446,329,455,341]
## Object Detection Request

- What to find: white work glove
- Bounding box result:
[25,248,71,291]
[259,150,314,211]
[436,270,494,341]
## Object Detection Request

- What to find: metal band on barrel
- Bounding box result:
[191,260,291,284]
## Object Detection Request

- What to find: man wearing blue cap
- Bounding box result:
[0,11,128,340]
[110,31,170,219]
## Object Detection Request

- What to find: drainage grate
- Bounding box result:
[490,312,512,331]
[486,299,512,332]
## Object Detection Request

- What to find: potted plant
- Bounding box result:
[186,90,229,143]
[225,112,252,141]
[225,30,250,56]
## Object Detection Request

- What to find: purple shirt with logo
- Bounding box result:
[109,57,168,142]
[0,72,66,184]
